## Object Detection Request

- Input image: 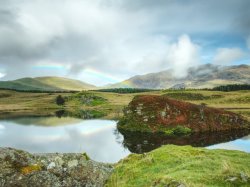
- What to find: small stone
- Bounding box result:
[47,162,56,170]
[67,160,78,168]
[226,176,238,182]
[240,172,248,182]
[126,110,131,114]
[137,110,142,115]
[161,111,166,118]
[177,184,186,187]
[55,156,64,167]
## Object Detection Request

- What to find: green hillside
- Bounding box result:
[35,77,96,91]
[0,77,96,91]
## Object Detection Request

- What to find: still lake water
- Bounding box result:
[0,116,249,163]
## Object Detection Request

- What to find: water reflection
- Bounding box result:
[54,109,105,119]
[0,116,249,163]
[0,118,130,163]
[118,129,250,153]
[207,134,250,152]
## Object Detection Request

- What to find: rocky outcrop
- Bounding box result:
[118,95,250,133]
[0,148,113,187]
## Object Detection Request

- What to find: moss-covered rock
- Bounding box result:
[118,95,250,133]
[0,148,113,187]
[66,92,107,106]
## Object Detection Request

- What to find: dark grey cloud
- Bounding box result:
[119,0,250,35]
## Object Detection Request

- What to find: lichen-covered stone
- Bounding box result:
[0,148,113,187]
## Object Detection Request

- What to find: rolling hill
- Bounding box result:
[0,76,96,91]
[108,64,250,89]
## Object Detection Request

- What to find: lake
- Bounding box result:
[0,116,249,163]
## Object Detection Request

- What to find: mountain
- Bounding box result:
[108,64,250,89]
[0,76,96,91]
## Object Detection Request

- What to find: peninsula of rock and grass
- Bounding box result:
[107,145,250,187]
[118,95,250,135]
[1,146,250,187]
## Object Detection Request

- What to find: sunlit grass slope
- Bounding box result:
[35,76,96,91]
[107,145,250,187]
[0,76,96,91]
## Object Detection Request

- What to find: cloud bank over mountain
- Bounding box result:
[0,0,249,85]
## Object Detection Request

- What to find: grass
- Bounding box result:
[106,145,250,187]
[0,89,249,120]
[163,92,224,100]
[164,126,192,136]
[162,90,250,120]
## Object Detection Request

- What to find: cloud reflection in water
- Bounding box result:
[0,118,130,163]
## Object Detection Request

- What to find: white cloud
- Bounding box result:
[0,72,6,79]
[0,0,249,84]
[167,35,201,78]
[133,34,201,79]
[213,48,245,65]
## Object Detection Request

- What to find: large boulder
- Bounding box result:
[0,148,113,187]
[118,95,249,133]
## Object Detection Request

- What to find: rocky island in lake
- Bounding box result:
[118,95,250,134]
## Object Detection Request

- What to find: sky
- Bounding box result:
[0,0,249,86]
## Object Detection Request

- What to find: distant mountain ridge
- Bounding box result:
[108,64,250,89]
[0,76,96,91]
[0,64,249,91]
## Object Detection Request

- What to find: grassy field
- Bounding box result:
[107,145,250,187]
[162,90,250,120]
[0,89,249,120]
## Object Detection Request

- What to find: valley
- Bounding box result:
[0,89,249,120]
[0,72,249,187]
[0,88,250,186]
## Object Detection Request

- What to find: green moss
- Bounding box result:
[90,99,106,106]
[20,164,42,175]
[106,145,250,187]
[66,92,107,106]
[82,152,90,161]
[163,126,192,136]
[91,110,107,118]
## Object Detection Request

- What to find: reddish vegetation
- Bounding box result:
[120,95,249,133]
